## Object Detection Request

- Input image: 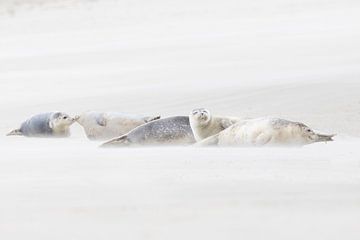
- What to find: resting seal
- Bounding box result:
[75,112,160,140]
[7,112,76,137]
[75,111,160,140]
[101,116,195,147]
[197,117,335,147]
[189,108,243,141]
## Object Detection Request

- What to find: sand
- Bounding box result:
[0,0,360,239]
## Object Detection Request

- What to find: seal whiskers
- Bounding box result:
[314,134,335,143]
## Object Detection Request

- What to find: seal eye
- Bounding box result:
[307,129,311,132]
[63,116,68,120]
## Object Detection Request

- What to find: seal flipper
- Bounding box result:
[144,115,161,123]
[96,114,107,127]
[100,135,130,148]
[6,129,23,136]
[195,134,220,147]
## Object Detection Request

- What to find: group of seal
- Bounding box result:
[7,111,161,140]
[7,108,334,147]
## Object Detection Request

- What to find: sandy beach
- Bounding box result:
[0,0,360,239]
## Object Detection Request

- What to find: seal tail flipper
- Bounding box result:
[6,129,23,136]
[316,134,335,143]
[100,135,129,148]
[194,134,220,147]
[144,115,161,123]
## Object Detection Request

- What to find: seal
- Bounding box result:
[7,112,76,137]
[101,116,195,147]
[75,111,160,140]
[189,108,243,141]
[196,117,335,147]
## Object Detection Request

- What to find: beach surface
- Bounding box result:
[0,0,360,239]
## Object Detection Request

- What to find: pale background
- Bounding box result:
[0,0,360,239]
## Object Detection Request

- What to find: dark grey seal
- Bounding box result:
[7,112,76,137]
[101,116,195,147]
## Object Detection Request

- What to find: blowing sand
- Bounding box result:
[0,0,360,239]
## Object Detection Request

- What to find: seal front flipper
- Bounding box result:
[100,135,130,148]
[194,134,220,147]
[6,129,23,136]
[96,114,107,127]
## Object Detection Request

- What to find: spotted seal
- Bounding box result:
[101,116,195,147]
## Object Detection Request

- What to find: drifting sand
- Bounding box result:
[0,0,360,239]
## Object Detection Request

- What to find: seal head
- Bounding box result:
[190,108,212,127]
[48,112,76,137]
[190,108,241,142]
[295,123,334,144]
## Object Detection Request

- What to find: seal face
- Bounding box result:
[75,111,160,140]
[101,116,195,147]
[197,117,335,147]
[189,108,241,142]
[7,112,76,137]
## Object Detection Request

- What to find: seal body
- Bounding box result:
[189,108,242,141]
[7,112,76,137]
[76,111,160,140]
[197,117,334,147]
[101,116,195,147]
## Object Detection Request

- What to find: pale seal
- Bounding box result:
[75,111,160,140]
[101,116,195,147]
[196,117,335,147]
[7,112,76,137]
[189,108,243,141]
